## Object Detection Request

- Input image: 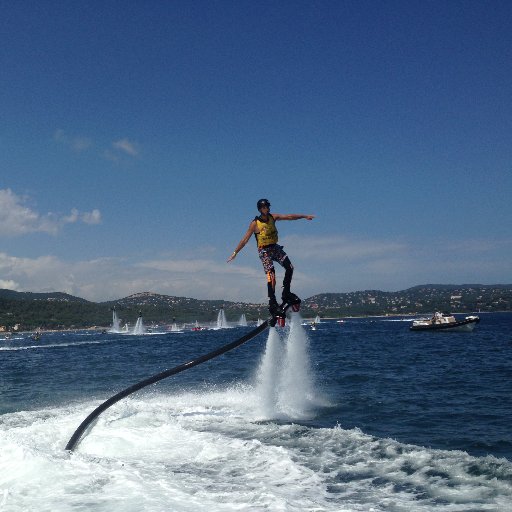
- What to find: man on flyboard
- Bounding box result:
[227,199,315,325]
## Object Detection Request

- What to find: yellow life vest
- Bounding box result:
[254,214,278,248]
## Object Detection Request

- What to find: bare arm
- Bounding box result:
[227,221,256,262]
[272,213,315,221]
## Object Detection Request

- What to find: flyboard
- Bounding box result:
[65,296,301,451]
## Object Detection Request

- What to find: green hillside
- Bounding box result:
[0,285,510,331]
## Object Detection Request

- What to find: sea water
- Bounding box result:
[1,313,512,510]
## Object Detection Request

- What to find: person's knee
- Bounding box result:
[282,257,294,271]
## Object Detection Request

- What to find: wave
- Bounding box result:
[1,386,511,511]
[0,340,104,351]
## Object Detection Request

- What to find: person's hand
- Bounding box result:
[227,252,237,263]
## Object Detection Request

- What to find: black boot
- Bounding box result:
[281,289,300,305]
[282,289,301,312]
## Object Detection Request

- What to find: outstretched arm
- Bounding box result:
[272,213,315,221]
[227,221,256,262]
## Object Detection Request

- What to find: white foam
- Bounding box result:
[277,313,316,419]
[0,340,103,351]
[1,390,512,511]
[254,327,283,418]
[254,314,317,420]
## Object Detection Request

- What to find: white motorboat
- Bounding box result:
[410,312,480,332]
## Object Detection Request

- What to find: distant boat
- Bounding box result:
[191,320,206,331]
[410,312,480,332]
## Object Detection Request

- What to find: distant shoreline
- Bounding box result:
[1,285,511,331]
[4,310,508,334]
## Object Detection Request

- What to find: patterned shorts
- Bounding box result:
[258,244,288,273]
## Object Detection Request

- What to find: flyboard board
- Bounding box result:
[66,296,301,451]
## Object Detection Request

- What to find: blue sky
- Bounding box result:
[1,0,511,303]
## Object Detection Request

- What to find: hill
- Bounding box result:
[0,285,511,331]
[303,284,512,317]
[0,289,89,303]
[101,292,265,327]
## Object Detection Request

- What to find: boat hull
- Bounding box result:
[410,317,480,332]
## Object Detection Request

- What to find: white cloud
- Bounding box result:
[81,209,101,225]
[0,189,102,236]
[63,208,79,224]
[54,129,92,152]
[281,234,407,262]
[277,233,512,294]
[0,252,266,303]
[54,129,140,161]
[0,234,509,303]
[0,279,20,290]
[112,139,139,157]
[0,189,42,235]
[138,258,258,277]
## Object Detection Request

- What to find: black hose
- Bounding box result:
[66,320,269,451]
